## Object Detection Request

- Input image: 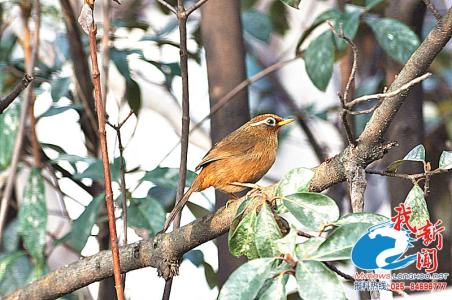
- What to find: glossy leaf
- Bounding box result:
[228,209,258,259]
[365,0,384,9]
[0,251,32,295]
[60,193,104,252]
[18,168,47,264]
[186,202,211,219]
[333,212,388,226]
[305,31,334,91]
[279,0,301,9]
[38,103,83,118]
[184,249,204,267]
[141,167,197,188]
[50,76,71,102]
[310,222,372,261]
[334,7,361,51]
[439,150,452,169]
[367,17,420,64]
[74,157,122,182]
[269,0,289,35]
[404,185,429,228]
[312,9,341,27]
[283,193,339,231]
[242,10,273,43]
[2,219,20,253]
[403,144,425,162]
[255,203,282,257]
[275,167,315,197]
[258,274,287,300]
[275,227,298,257]
[218,258,276,300]
[127,197,166,235]
[203,261,217,289]
[0,101,20,170]
[296,261,346,300]
[295,237,325,260]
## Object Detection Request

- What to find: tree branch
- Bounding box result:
[0,74,33,114]
[5,6,452,300]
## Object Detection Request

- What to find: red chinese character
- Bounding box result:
[416,220,445,250]
[416,248,438,273]
[391,203,416,232]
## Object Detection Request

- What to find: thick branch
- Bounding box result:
[0,74,33,114]
[6,7,452,300]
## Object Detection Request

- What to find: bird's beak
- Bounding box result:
[277,118,295,126]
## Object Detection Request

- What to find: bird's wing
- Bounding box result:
[195,133,255,171]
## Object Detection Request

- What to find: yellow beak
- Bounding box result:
[277,118,295,126]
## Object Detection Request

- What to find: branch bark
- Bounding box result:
[0,74,33,114]
[5,6,452,300]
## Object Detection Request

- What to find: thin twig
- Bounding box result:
[366,167,449,186]
[0,0,40,243]
[156,0,176,14]
[328,21,358,146]
[186,0,210,16]
[101,0,111,107]
[0,74,33,114]
[422,0,443,26]
[162,0,191,298]
[87,12,125,300]
[348,73,432,107]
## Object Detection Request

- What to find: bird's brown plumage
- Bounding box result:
[162,114,293,232]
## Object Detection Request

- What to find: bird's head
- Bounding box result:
[246,114,294,136]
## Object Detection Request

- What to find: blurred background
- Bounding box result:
[0,0,451,299]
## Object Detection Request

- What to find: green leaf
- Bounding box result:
[125,79,141,113]
[183,249,204,267]
[74,157,122,182]
[296,261,346,300]
[2,219,20,253]
[283,193,339,231]
[305,31,334,91]
[313,9,341,27]
[333,6,362,51]
[258,274,287,300]
[218,258,276,300]
[0,251,32,295]
[310,223,372,261]
[0,101,20,170]
[333,212,388,226]
[269,1,289,35]
[279,0,301,9]
[203,261,217,289]
[275,167,315,197]
[186,202,210,219]
[386,160,404,173]
[275,226,298,257]
[127,197,166,235]
[38,103,83,118]
[366,17,420,64]
[404,185,429,228]
[255,203,283,257]
[439,150,452,169]
[141,167,197,188]
[403,144,425,162]
[59,193,104,252]
[242,10,273,43]
[228,209,258,259]
[18,168,47,264]
[50,76,71,102]
[365,0,384,9]
[295,237,325,260]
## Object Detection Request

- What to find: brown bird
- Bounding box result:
[162,114,294,232]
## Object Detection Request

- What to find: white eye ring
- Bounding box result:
[251,117,277,127]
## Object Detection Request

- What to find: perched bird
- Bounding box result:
[162,114,294,232]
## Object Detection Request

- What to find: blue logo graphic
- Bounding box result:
[352,221,417,270]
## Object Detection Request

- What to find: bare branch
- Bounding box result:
[88,16,125,300]
[156,0,176,14]
[0,74,33,114]
[186,0,210,16]
[348,73,432,108]
[422,0,443,25]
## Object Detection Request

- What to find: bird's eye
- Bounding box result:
[266,118,276,126]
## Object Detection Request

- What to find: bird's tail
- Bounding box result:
[161,186,196,233]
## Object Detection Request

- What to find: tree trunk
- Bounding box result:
[200,0,250,287]
[382,0,426,281]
